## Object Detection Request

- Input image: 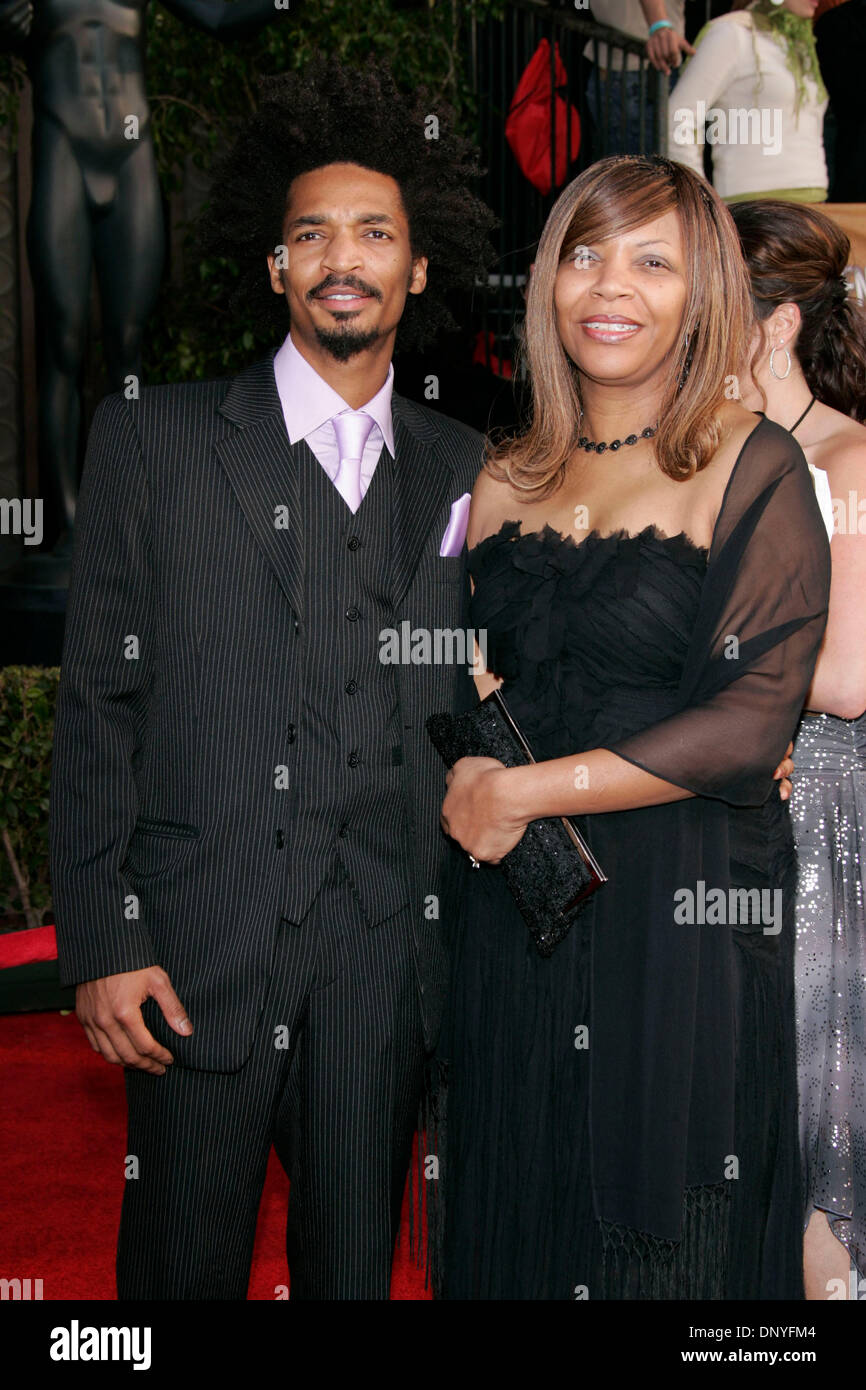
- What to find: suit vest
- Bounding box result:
[280,437,414,924]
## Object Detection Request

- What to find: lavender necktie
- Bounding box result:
[331,410,375,513]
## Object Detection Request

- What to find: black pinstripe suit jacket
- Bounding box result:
[49,347,485,1069]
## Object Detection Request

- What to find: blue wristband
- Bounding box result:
[648,19,674,34]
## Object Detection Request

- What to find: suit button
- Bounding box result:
[286,723,296,743]
[346,606,360,622]
[347,751,359,767]
[347,536,361,551]
[345,679,358,695]
[275,828,285,849]
[338,823,349,838]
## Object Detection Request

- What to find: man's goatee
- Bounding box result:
[314,325,384,362]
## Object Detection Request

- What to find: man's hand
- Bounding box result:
[773,741,795,801]
[646,27,695,75]
[76,967,192,1075]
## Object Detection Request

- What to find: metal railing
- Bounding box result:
[468,0,672,375]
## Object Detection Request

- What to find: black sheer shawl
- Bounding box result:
[591,415,831,1239]
[607,416,831,803]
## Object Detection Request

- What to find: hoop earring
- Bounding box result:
[769,345,791,380]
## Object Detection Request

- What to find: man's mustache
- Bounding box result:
[307,275,383,302]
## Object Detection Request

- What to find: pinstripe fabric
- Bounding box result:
[50,347,482,1298]
[49,344,484,1069]
[281,439,413,924]
[117,859,426,1300]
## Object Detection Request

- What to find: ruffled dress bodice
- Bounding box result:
[468,520,708,755]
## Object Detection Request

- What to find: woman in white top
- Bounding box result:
[732,198,866,1299]
[668,0,828,202]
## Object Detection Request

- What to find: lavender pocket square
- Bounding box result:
[439,493,471,557]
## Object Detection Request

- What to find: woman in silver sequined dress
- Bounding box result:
[733,201,866,1299]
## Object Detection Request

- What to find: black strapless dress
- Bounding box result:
[438,520,805,1300]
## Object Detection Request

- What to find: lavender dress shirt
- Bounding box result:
[271,330,395,507]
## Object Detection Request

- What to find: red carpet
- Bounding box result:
[0,924,58,968]
[0,1009,431,1300]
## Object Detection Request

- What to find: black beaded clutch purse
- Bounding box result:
[426,688,607,957]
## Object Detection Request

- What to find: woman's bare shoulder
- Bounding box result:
[808,406,866,482]
[705,402,765,485]
[686,404,764,539]
[718,400,764,445]
[466,461,523,550]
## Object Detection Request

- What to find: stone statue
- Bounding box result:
[0,0,282,558]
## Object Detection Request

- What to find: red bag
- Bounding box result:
[505,39,581,196]
[472,330,513,380]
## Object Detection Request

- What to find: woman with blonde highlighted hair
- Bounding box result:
[435,155,830,1299]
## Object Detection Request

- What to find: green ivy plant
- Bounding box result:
[0,666,59,929]
[0,0,503,383]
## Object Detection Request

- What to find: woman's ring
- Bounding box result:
[468,854,481,869]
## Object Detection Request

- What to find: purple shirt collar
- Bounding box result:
[272,330,395,456]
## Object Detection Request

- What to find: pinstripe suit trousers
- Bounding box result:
[116,857,426,1300]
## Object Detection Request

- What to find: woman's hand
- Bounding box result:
[440,756,529,864]
[773,741,795,801]
[646,27,695,75]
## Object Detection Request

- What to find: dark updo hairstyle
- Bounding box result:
[730,199,866,422]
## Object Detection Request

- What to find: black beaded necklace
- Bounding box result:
[577,424,657,454]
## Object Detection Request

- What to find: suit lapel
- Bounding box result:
[214,351,305,618]
[389,393,453,609]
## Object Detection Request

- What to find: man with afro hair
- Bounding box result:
[50,56,496,1300]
